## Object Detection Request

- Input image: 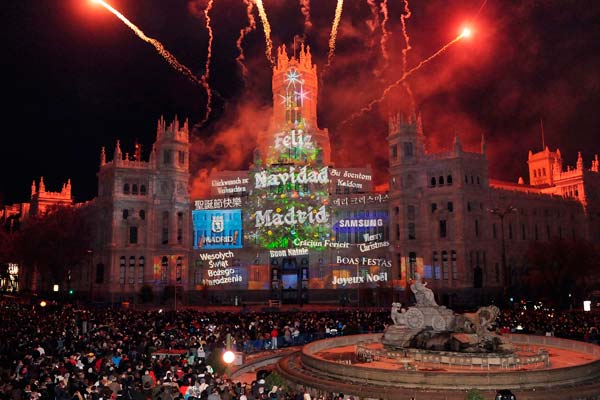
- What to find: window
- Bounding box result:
[547,225,551,239]
[533,170,537,178]
[123,183,130,194]
[534,224,539,240]
[129,256,135,284]
[465,175,469,184]
[132,184,138,195]
[430,177,436,187]
[442,251,449,280]
[395,224,400,241]
[475,219,479,237]
[129,226,138,244]
[407,205,415,220]
[403,142,413,157]
[467,202,472,212]
[176,257,183,283]
[162,211,169,244]
[408,223,416,240]
[138,257,145,284]
[409,252,417,280]
[433,252,440,280]
[493,223,497,239]
[509,224,513,240]
[447,202,453,212]
[391,144,398,160]
[451,251,457,280]
[396,254,402,279]
[178,151,186,166]
[139,210,145,220]
[495,263,500,283]
[447,175,453,185]
[439,220,447,238]
[522,224,526,240]
[163,150,172,165]
[119,256,126,284]
[477,176,480,184]
[95,263,105,284]
[431,203,437,213]
[161,256,168,283]
[177,212,183,244]
[140,185,147,195]
[123,209,129,220]
[195,267,203,285]
[439,176,444,185]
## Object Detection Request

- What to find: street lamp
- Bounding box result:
[488,205,518,298]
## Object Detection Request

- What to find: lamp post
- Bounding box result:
[488,206,517,299]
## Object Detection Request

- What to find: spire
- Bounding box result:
[592,154,599,172]
[31,180,37,196]
[577,151,583,170]
[453,135,462,154]
[134,142,142,161]
[481,134,487,154]
[66,179,71,196]
[416,112,424,137]
[100,146,106,166]
[39,177,45,193]
[114,140,122,161]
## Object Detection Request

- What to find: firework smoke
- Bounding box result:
[236,0,257,79]
[400,0,414,111]
[326,0,344,70]
[379,0,390,70]
[254,0,274,66]
[340,34,466,127]
[91,0,202,86]
[300,0,312,33]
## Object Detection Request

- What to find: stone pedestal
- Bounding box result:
[381,326,420,348]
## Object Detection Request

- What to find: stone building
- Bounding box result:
[10,45,598,306]
[91,117,192,303]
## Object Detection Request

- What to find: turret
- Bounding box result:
[592,154,599,172]
[39,177,45,193]
[100,146,106,166]
[31,180,36,196]
[388,113,425,167]
[453,135,463,155]
[577,151,583,171]
[114,140,122,163]
[481,134,487,155]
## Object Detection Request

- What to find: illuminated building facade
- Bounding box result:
[92,117,192,301]
[12,45,597,306]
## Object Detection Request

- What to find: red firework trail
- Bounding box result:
[236,0,256,79]
[255,0,275,66]
[91,0,202,86]
[198,0,215,126]
[400,0,414,111]
[325,0,344,70]
[340,34,465,128]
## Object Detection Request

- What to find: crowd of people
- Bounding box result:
[0,300,598,400]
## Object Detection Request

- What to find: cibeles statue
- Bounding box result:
[390,302,407,326]
[410,272,438,307]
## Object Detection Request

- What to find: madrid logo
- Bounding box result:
[211,215,224,233]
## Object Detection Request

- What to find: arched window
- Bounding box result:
[138,256,145,284]
[161,256,168,283]
[119,256,126,284]
[123,183,130,194]
[95,263,105,284]
[161,211,169,244]
[447,175,453,185]
[139,210,145,220]
[430,177,436,187]
[123,209,129,220]
[176,257,183,283]
[132,184,138,195]
[140,185,147,195]
[129,256,135,284]
[439,176,444,185]
[441,251,448,280]
[451,250,457,280]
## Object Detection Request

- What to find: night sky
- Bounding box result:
[3,0,600,204]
